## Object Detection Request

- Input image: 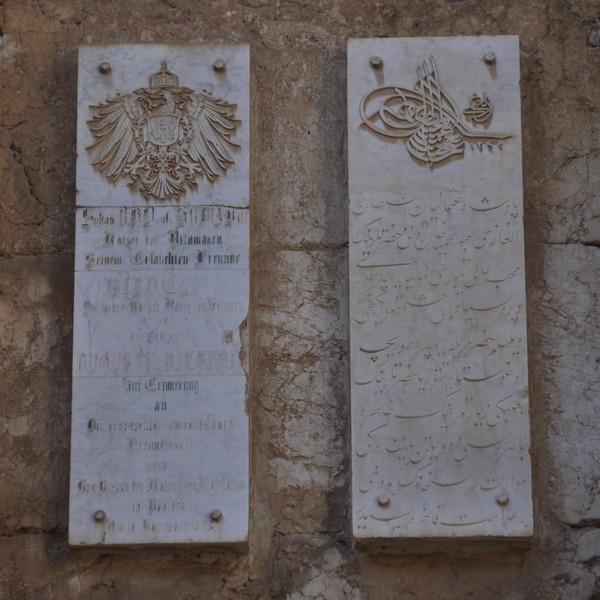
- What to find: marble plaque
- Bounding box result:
[76,45,249,207]
[348,37,532,543]
[69,45,250,546]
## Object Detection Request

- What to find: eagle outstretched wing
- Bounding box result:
[86,94,140,182]
[187,92,240,181]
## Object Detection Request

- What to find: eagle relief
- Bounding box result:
[86,62,240,201]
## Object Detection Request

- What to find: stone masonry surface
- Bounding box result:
[0,0,599,598]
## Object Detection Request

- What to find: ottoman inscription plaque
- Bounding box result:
[348,36,532,545]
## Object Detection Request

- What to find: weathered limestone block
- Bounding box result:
[576,529,600,563]
[252,48,347,249]
[0,257,72,534]
[252,248,349,534]
[534,244,600,525]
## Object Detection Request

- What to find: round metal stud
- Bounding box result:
[210,509,223,522]
[98,62,112,75]
[370,56,384,69]
[377,493,391,507]
[213,59,226,72]
[495,492,509,506]
[484,52,496,65]
[93,509,107,522]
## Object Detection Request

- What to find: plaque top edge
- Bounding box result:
[347,34,519,45]
[79,43,250,52]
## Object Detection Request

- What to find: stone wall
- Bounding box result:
[0,0,598,598]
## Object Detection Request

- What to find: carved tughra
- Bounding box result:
[360,56,510,167]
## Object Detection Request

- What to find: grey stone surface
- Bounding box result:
[576,529,600,562]
[1,1,599,596]
[534,243,600,526]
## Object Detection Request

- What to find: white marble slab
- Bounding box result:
[73,269,247,378]
[77,44,249,207]
[69,376,248,545]
[75,206,248,271]
[70,44,250,547]
[348,36,532,543]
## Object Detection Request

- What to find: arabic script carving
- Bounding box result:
[87,62,240,201]
[359,57,509,167]
[350,188,531,537]
[349,38,531,540]
[463,93,493,124]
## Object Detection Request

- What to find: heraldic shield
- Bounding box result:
[86,62,240,201]
[146,115,181,147]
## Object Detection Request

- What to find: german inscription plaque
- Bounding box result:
[70,45,250,546]
[348,37,532,543]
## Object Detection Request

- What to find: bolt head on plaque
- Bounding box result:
[93,510,107,522]
[377,493,391,507]
[210,509,223,522]
[484,51,497,65]
[213,59,226,72]
[370,55,383,68]
[86,61,241,202]
[495,492,509,506]
[98,62,112,74]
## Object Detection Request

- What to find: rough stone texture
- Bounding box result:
[0,257,72,536]
[0,0,599,598]
[532,245,600,526]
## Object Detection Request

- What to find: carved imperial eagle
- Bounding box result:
[87,62,240,201]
